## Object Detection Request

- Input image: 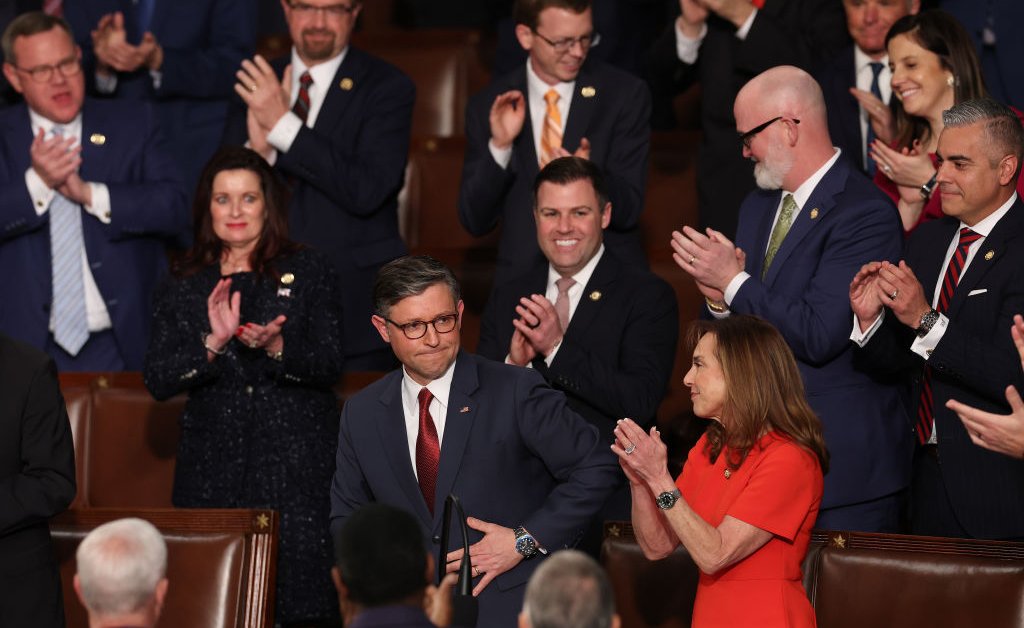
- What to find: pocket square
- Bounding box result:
[967,289,987,296]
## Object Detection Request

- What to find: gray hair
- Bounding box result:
[943,98,1024,170]
[76,518,167,616]
[373,255,461,318]
[522,550,615,628]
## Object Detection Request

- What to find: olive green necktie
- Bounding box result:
[762,193,797,279]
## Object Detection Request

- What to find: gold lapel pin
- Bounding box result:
[581,86,596,98]
[459,406,470,413]
[339,77,354,91]
[589,290,602,301]
[984,250,995,261]
[89,133,106,145]
[281,272,295,285]
[809,208,819,220]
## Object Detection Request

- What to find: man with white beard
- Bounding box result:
[669,65,912,533]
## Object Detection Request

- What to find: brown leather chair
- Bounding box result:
[59,373,94,509]
[52,507,279,628]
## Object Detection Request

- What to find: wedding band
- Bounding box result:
[624,443,636,455]
[882,164,892,174]
[473,566,480,577]
[889,290,898,301]
[248,84,256,92]
[689,255,696,264]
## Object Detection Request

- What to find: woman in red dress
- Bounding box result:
[614,316,828,627]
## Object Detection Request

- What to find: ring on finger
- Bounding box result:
[889,289,898,301]
[624,443,637,455]
[472,566,480,577]
[689,255,696,265]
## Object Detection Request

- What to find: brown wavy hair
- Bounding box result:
[688,316,829,474]
[174,146,300,278]
[885,10,988,150]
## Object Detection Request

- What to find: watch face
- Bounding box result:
[656,490,678,510]
[516,535,537,558]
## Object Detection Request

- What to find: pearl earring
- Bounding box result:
[947,75,956,88]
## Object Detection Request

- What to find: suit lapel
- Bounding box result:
[506,68,540,176]
[915,218,960,305]
[747,193,779,281]
[311,49,367,134]
[78,101,107,184]
[762,160,844,285]
[432,353,479,533]
[562,62,596,154]
[375,376,433,528]
[564,253,617,340]
[946,200,1024,317]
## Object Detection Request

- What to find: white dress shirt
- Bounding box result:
[674,9,758,64]
[266,47,348,158]
[401,359,456,480]
[488,59,575,169]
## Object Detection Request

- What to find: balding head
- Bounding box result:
[734,66,835,191]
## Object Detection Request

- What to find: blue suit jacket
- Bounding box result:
[330,352,620,627]
[940,0,1024,112]
[731,157,912,510]
[0,99,189,370]
[458,59,650,284]
[857,200,1024,539]
[224,48,414,362]
[66,0,257,189]
[816,46,868,175]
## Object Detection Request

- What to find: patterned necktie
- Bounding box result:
[539,89,562,168]
[49,126,90,356]
[416,387,440,514]
[292,71,314,124]
[916,227,983,444]
[554,276,575,331]
[762,194,797,279]
[865,62,884,176]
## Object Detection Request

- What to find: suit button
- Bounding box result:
[432,535,441,544]
[245,385,253,395]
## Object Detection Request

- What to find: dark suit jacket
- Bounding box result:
[0,334,75,627]
[66,0,257,188]
[0,99,189,370]
[857,200,1024,539]
[940,0,1024,111]
[477,250,678,444]
[223,48,414,362]
[646,0,850,238]
[731,157,912,512]
[459,59,650,284]
[816,46,868,174]
[330,352,620,627]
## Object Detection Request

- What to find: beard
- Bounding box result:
[753,139,794,190]
[298,28,339,61]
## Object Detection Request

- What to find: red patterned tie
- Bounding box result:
[916,227,982,443]
[416,388,440,513]
[292,71,314,124]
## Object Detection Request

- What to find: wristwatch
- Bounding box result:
[655,488,682,510]
[514,526,544,559]
[916,309,940,338]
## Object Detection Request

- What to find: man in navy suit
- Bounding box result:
[0,12,188,371]
[850,98,1024,540]
[65,0,256,190]
[330,255,619,627]
[225,0,414,371]
[459,0,650,287]
[672,66,911,532]
[477,157,677,552]
[816,0,919,176]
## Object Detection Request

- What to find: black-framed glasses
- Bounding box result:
[738,116,800,149]
[385,313,458,339]
[288,1,357,18]
[14,55,81,83]
[532,30,601,54]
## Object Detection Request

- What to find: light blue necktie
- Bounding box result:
[49,125,89,355]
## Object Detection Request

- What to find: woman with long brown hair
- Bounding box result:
[614,315,827,627]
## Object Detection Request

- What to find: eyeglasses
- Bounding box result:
[532,30,601,54]
[738,116,800,149]
[288,1,357,18]
[14,55,81,83]
[385,313,458,340]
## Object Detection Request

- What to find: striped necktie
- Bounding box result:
[49,126,89,355]
[539,88,562,168]
[292,71,314,124]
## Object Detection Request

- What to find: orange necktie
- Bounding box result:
[539,89,562,167]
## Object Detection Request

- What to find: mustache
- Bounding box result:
[302,28,334,37]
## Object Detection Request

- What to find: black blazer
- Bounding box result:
[816,45,870,174]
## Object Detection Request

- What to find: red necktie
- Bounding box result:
[416,388,440,513]
[292,71,314,124]
[916,227,982,443]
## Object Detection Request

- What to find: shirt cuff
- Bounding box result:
[150,68,163,91]
[723,272,749,305]
[267,111,304,154]
[95,71,117,94]
[488,139,513,170]
[86,183,111,224]
[910,313,948,359]
[26,167,54,215]
[735,7,758,40]
[850,311,884,346]
[674,19,707,64]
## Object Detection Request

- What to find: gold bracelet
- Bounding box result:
[705,297,728,314]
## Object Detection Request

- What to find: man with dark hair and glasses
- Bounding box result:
[224,0,413,372]
[670,65,911,533]
[330,255,619,627]
[0,12,188,371]
[459,0,651,289]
